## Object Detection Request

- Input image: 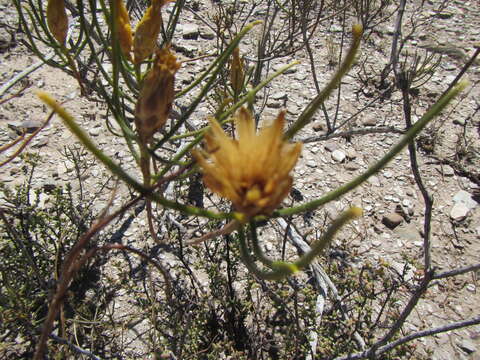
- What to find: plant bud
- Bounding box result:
[229,47,244,94]
[135,47,180,142]
[133,0,173,64]
[114,0,133,61]
[46,0,68,45]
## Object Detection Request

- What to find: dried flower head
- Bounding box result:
[193,108,302,217]
[135,46,180,142]
[114,0,133,61]
[46,0,68,45]
[133,0,172,64]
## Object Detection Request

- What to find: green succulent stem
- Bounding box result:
[284,24,363,140]
[274,80,469,218]
[37,92,231,220]
[169,60,299,141]
[241,207,362,281]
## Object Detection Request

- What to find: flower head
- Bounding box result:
[193,108,302,217]
[47,0,68,45]
[135,46,180,142]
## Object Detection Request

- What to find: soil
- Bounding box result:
[0,0,479,359]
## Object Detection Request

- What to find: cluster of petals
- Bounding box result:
[193,108,302,217]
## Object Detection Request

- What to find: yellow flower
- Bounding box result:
[133,0,172,64]
[114,0,133,61]
[193,108,302,217]
[135,46,180,142]
[46,0,68,45]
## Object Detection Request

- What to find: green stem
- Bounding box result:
[238,226,295,281]
[294,207,362,269]
[274,80,468,218]
[284,24,363,139]
[154,21,263,151]
[37,92,231,220]
[242,207,362,281]
[169,61,299,141]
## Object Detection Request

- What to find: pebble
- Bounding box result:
[450,203,470,221]
[362,114,377,126]
[346,149,357,160]
[345,163,360,171]
[180,24,199,40]
[324,143,338,152]
[453,190,477,210]
[441,165,455,176]
[332,150,346,162]
[382,213,404,229]
[312,121,325,132]
[89,127,102,137]
[271,91,287,100]
[457,339,477,354]
[383,170,393,179]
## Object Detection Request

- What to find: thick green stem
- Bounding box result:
[274,80,468,218]
[284,24,363,139]
[38,92,231,220]
[242,207,362,281]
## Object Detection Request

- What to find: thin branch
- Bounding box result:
[366,269,434,356]
[333,315,480,360]
[50,334,102,360]
[433,263,480,280]
[301,126,404,144]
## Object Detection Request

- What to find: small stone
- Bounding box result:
[345,163,360,171]
[362,114,377,126]
[441,165,455,176]
[174,43,197,58]
[453,190,477,210]
[383,170,393,179]
[294,72,307,81]
[457,339,476,354]
[181,24,199,40]
[89,127,101,137]
[324,143,338,152]
[332,150,346,162]
[346,149,357,160]
[436,11,454,19]
[33,137,49,148]
[271,91,287,100]
[382,213,404,229]
[450,203,470,221]
[312,121,325,132]
[368,176,381,187]
[272,63,297,74]
[266,101,282,109]
[199,28,215,40]
[466,284,476,293]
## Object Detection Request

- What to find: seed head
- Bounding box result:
[47,0,68,45]
[133,0,173,64]
[135,46,180,143]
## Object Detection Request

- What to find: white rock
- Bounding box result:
[331,150,346,162]
[89,127,101,136]
[453,190,477,209]
[450,203,470,221]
